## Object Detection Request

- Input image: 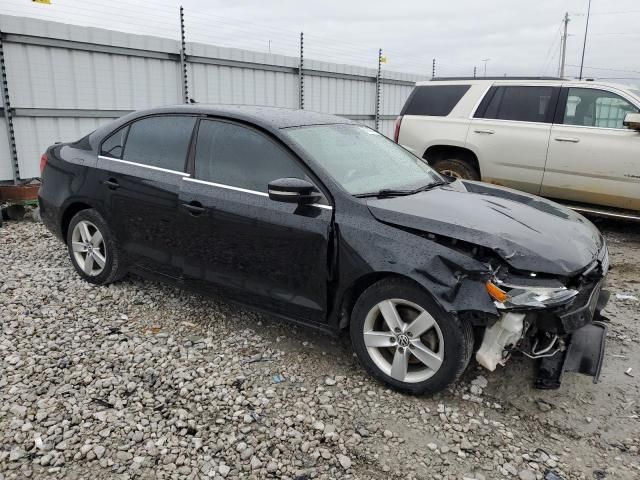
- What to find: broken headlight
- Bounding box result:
[486,281,579,309]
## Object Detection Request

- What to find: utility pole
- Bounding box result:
[481,58,490,76]
[579,0,591,80]
[559,12,569,78]
[432,58,436,78]
[473,66,477,78]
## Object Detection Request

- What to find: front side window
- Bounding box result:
[563,88,639,129]
[401,85,470,116]
[194,120,306,193]
[476,86,557,123]
[121,116,196,171]
[285,124,442,196]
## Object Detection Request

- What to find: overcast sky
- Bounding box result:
[2,0,639,87]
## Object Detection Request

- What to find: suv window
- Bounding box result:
[194,120,306,193]
[121,116,196,172]
[401,85,470,116]
[476,86,557,123]
[563,88,638,129]
[100,126,129,159]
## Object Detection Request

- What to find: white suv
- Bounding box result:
[394,78,640,219]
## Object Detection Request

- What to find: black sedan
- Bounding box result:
[39,105,609,394]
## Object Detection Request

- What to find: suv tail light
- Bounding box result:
[393,115,403,143]
[39,153,48,175]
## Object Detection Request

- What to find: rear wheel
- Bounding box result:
[431,158,480,181]
[66,209,126,285]
[350,278,473,395]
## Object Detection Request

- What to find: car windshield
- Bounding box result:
[285,124,443,195]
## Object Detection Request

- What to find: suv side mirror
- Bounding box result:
[623,113,640,131]
[268,178,321,204]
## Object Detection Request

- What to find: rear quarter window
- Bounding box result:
[401,85,471,116]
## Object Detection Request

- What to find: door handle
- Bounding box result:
[103,178,120,190]
[554,137,580,143]
[474,129,495,135]
[182,201,205,216]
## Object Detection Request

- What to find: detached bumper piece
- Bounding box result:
[535,318,608,389]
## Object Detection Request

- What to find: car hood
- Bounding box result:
[366,180,603,276]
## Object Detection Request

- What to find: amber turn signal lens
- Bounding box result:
[485,281,508,303]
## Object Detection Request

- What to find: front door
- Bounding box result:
[541,86,640,210]
[97,115,197,278]
[466,85,560,194]
[176,119,332,324]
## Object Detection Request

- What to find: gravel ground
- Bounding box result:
[1,218,639,480]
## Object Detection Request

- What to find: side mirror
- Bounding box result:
[268,177,321,204]
[623,112,640,131]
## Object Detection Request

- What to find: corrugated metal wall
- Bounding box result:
[0,14,426,182]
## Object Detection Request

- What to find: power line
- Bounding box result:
[566,64,640,74]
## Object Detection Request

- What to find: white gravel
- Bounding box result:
[1,219,639,479]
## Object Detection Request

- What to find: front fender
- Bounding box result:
[332,216,497,328]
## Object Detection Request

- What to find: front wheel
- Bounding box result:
[66,208,126,285]
[350,278,473,395]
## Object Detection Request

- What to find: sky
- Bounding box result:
[1,0,639,87]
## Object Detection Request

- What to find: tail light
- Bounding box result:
[393,115,403,143]
[39,153,48,175]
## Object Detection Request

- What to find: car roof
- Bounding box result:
[123,104,356,129]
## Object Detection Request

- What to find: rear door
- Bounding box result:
[541,86,640,210]
[467,85,560,194]
[176,119,333,324]
[97,115,197,278]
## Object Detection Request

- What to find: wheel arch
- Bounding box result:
[423,145,481,178]
[60,201,94,240]
[337,272,437,331]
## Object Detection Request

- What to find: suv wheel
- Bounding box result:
[66,209,126,285]
[350,278,473,395]
[431,158,480,181]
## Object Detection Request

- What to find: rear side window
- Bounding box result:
[100,126,129,159]
[401,85,470,116]
[194,120,306,193]
[476,86,557,123]
[121,116,196,172]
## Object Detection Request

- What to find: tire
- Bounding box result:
[66,208,126,285]
[431,158,480,181]
[350,278,473,395]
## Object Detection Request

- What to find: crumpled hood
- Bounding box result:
[367,180,603,276]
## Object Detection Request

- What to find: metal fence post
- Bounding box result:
[374,49,382,131]
[0,30,19,184]
[179,6,189,103]
[298,32,304,109]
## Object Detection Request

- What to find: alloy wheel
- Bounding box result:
[363,298,444,383]
[71,220,107,276]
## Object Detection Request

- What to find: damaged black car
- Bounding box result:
[38,106,609,394]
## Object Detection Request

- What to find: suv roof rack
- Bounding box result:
[430,76,565,81]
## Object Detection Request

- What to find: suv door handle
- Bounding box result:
[554,136,580,143]
[103,178,120,190]
[474,129,495,135]
[182,201,205,216]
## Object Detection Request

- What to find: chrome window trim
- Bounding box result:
[183,177,333,210]
[98,155,189,176]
